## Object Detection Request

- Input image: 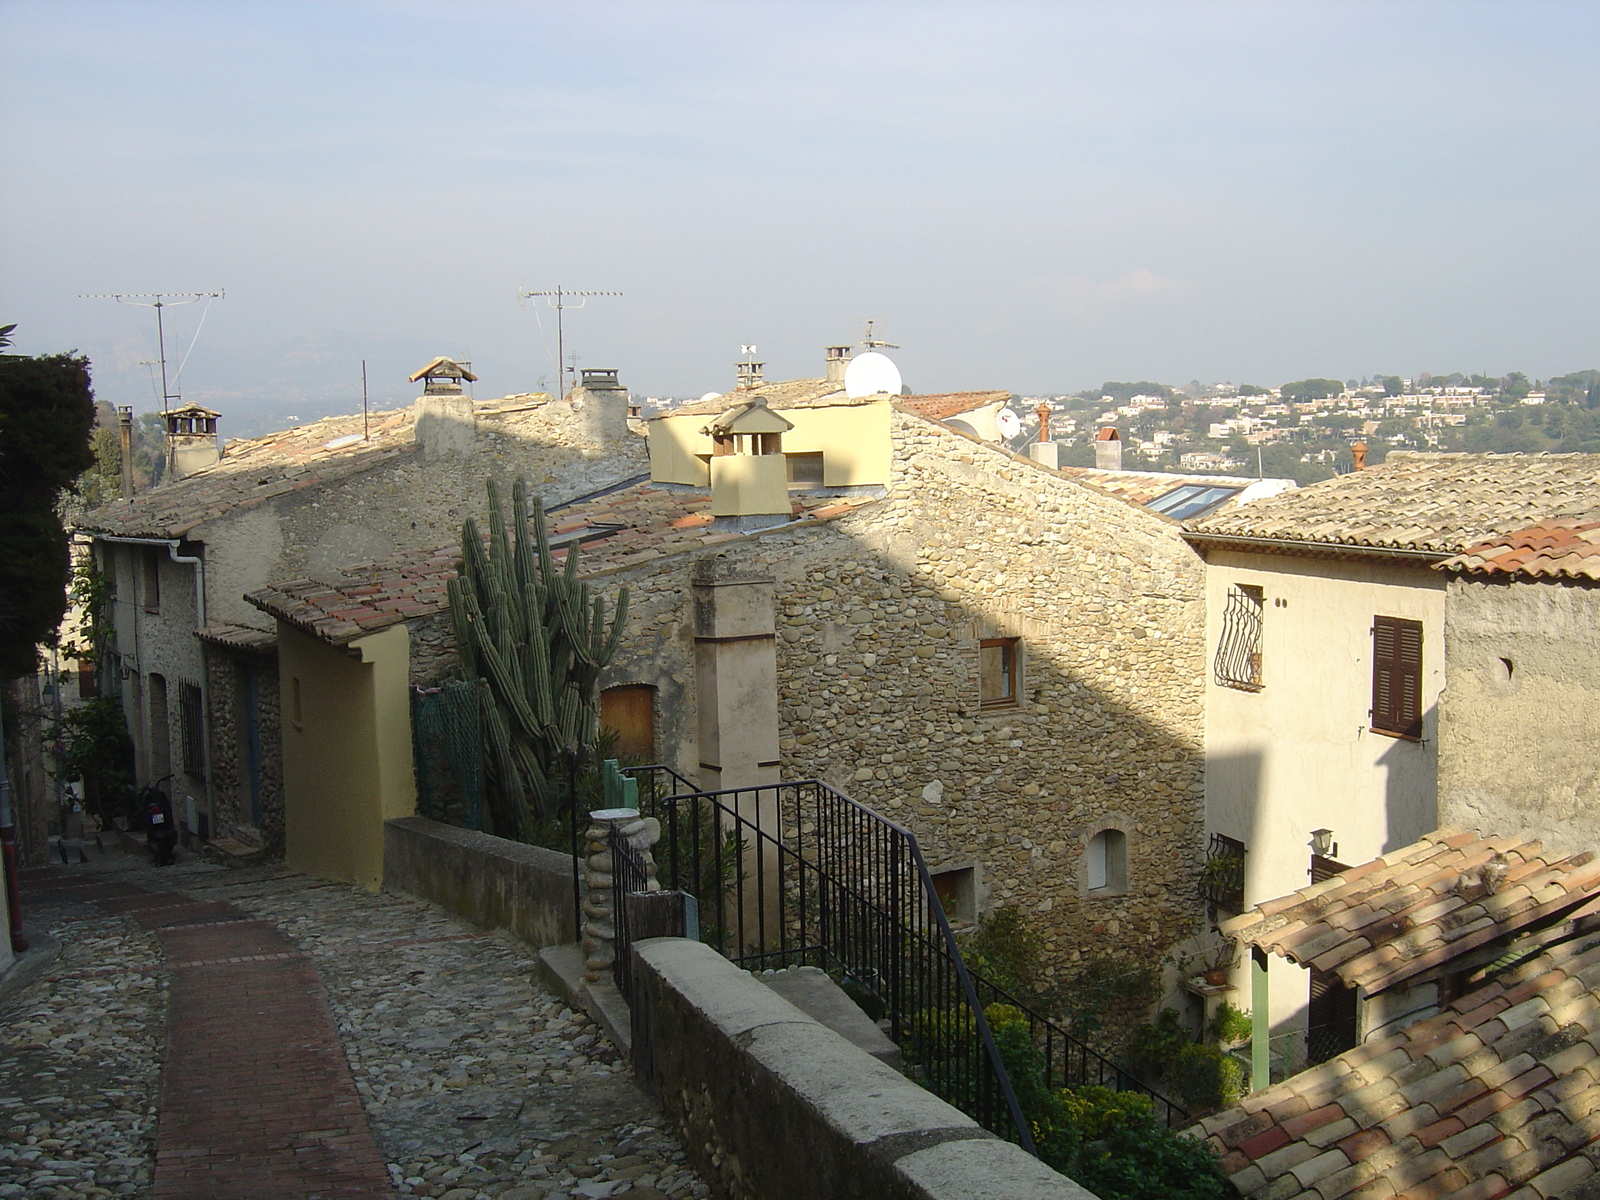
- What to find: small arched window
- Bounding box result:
[1087,828,1128,894]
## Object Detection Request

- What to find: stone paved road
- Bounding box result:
[1,850,708,1200]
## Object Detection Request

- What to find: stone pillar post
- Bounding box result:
[413,395,476,458]
[692,555,780,793]
[582,807,661,984]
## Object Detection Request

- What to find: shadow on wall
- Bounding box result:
[1378,703,1439,854]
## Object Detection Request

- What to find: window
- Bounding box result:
[142,549,161,612]
[785,451,825,487]
[290,676,304,731]
[1371,615,1423,738]
[929,865,977,926]
[1087,828,1128,894]
[1201,833,1246,912]
[1147,484,1244,520]
[179,682,205,778]
[979,637,1020,709]
[77,660,98,700]
[1214,584,1264,691]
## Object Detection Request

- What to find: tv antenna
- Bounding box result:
[860,319,899,351]
[741,343,758,364]
[517,286,621,396]
[81,291,225,410]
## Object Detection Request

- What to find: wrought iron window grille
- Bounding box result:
[1202,833,1247,913]
[1215,585,1264,691]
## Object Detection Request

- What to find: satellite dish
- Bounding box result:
[844,351,903,399]
[699,392,723,404]
[995,409,1022,440]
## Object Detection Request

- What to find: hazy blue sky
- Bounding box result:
[3,1,1596,426]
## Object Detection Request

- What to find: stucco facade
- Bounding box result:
[1439,574,1600,857]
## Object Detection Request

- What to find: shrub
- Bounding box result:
[1125,1007,1190,1075]
[1043,1085,1232,1200]
[1167,1042,1245,1111]
[1209,1001,1252,1047]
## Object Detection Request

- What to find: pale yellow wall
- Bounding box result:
[709,455,790,516]
[649,401,892,488]
[1201,549,1444,1033]
[277,621,415,890]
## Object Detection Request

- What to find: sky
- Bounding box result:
[2,1,1596,431]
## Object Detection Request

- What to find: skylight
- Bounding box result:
[1147,484,1243,520]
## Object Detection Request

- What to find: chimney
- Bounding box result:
[735,361,764,390]
[410,357,478,458]
[162,403,222,478]
[1352,440,1368,471]
[1028,401,1059,469]
[118,406,135,498]
[1094,426,1123,471]
[704,395,794,528]
[825,346,852,386]
[572,368,630,448]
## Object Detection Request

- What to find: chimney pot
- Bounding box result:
[1093,426,1123,472]
[825,346,852,386]
[1352,440,1368,471]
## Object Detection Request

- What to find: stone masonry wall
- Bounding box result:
[395,409,1208,974]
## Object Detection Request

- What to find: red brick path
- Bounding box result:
[31,874,393,1198]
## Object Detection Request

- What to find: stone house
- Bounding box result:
[1182,452,1600,1055]
[246,359,1234,980]
[74,367,645,854]
[1436,518,1600,857]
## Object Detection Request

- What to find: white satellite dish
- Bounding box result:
[844,350,903,399]
[699,392,723,405]
[995,409,1022,440]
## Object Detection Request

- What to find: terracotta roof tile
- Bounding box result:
[897,390,1012,421]
[1196,924,1600,1200]
[1440,518,1600,580]
[1185,452,1600,556]
[245,482,875,646]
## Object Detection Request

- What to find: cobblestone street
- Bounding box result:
[1,849,708,1200]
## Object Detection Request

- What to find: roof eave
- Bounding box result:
[1182,530,1453,564]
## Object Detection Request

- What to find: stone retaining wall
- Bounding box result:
[382,816,577,948]
[631,937,1098,1200]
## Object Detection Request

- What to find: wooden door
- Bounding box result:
[601,685,656,762]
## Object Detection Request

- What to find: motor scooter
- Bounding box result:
[141,776,177,867]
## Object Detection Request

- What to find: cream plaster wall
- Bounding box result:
[277,621,414,890]
[1439,576,1600,858]
[1201,549,1444,1034]
[649,401,893,489]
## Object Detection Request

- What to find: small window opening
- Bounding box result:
[786,451,825,487]
[979,637,1020,709]
[290,676,303,730]
[1088,828,1128,894]
[1498,657,1514,681]
[142,549,161,612]
[930,865,977,926]
[179,682,205,779]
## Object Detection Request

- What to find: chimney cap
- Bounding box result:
[1095,426,1121,441]
[409,356,478,385]
[704,395,794,438]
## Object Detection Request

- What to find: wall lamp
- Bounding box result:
[1310,828,1335,857]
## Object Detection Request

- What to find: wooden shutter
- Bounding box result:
[601,685,656,761]
[1371,616,1423,738]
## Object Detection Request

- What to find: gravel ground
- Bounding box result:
[0,885,164,1199]
[0,849,708,1200]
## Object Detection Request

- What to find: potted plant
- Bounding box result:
[1198,939,1239,987]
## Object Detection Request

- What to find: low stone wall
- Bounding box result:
[382,816,577,948]
[631,938,1097,1200]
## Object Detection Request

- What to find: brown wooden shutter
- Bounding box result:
[601,685,656,761]
[1371,616,1423,737]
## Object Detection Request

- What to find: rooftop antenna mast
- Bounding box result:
[860,318,899,351]
[516,286,621,397]
[81,291,226,411]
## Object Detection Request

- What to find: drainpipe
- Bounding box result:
[93,535,212,837]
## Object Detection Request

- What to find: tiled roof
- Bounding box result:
[75,394,571,540]
[1440,518,1600,581]
[246,483,874,647]
[195,623,278,652]
[1196,927,1600,1200]
[896,391,1012,422]
[1221,830,1600,996]
[660,378,850,417]
[1185,452,1600,556]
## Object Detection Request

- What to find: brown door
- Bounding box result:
[601,685,656,762]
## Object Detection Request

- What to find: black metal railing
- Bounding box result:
[610,821,654,1004]
[609,777,1190,1143]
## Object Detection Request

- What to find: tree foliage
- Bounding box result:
[1279,377,1345,401]
[0,338,96,678]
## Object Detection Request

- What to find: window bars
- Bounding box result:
[1214,584,1264,691]
[1202,833,1247,913]
[179,681,205,779]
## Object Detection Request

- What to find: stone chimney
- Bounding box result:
[571,367,630,448]
[692,554,779,793]
[118,406,135,498]
[825,346,852,387]
[1028,402,1059,469]
[1352,440,1368,471]
[735,361,764,390]
[161,403,222,478]
[1094,426,1123,471]
[704,395,794,528]
[410,357,478,458]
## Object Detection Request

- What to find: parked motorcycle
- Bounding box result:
[141,777,177,867]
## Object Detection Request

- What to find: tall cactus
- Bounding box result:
[448,478,630,840]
